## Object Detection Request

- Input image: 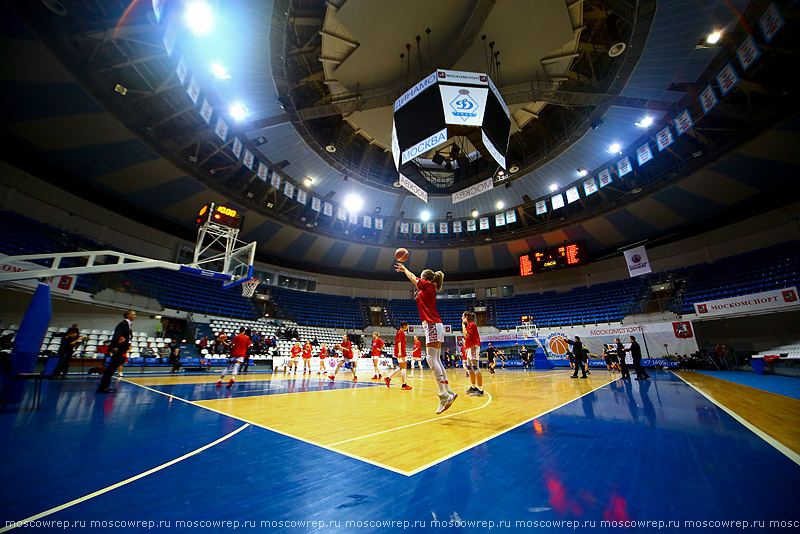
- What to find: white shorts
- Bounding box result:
[396,355,411,363]
[423,321,445,344]
[466,345,480,360]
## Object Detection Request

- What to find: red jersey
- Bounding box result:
[463,321,480,349]
[414,278,441,324]
[319,347,328,358]
[371,338,384,357]
[340,340,353,359]
[395,329,406,358]
[302,344,312,359]
[290,345,301,358]
[231,333,251,358]
[412,339,422,358]
[461,345,467,359]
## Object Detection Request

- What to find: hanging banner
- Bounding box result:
[232,137,243,160]
[400,222,410,234]
[636,142,653,166]
[163,23,176,57]
[655,126,674,152]
[284,182,295,199]
[412,222,422,234]
[481,130,506,169]
[199,98,213,125]
[535,200,547,215]
[187,75,201,105]
[311,197,322,213]
[270,173,281,190]
[452,177,494,204]
[323,202,333,217]
[214,117,228,142]
[453,221,462,233]
[598,168,612,188]
[624,245,652,277]
[699,84,718,114]
[337,207,347,221]
[583,178,598,196]
[176,56,188,86]
[426,222,436,233]
[716,62,739,96]
[495,213,506,226]
[759,1,784,43]
[375,218,383,230]
[565,186,580,204]
[256,162,268,181]
[349,212,359,225]
[673,108,694,136]
[694,287,798,318]
[736,35,761,71]
[439,221,448,234]
[551,193,565,210]
[466,219,477,231]
[401,127,448,165]
[505,210,517,224]
[242,149,254,170]
[617,156,632,177]
[399,173,428,203]
[479,217,490,230]
[296,189,307,205]
[363,215,372,228]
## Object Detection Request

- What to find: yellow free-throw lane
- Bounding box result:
[174,370,615,474]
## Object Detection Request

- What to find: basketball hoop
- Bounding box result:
[241,279,259,298]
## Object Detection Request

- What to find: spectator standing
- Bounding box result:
[54,330,84,379]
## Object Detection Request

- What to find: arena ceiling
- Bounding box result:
[1,0,798,280]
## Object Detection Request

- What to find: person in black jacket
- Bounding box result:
[627,335,650,380]
[615,337,630,379]
[97,310,136,393]
[567,336,588,379]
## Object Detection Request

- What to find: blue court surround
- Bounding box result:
[694,370,800,400]
[1,372,799,533]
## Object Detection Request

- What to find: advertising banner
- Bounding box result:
[694,287,798,317]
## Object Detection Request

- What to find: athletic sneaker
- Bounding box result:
[408,373,414,378]
[466,386,477,393]
[470,390,485,397]
[489,368,495,374]
[328,375,336,381]
[226,380,234,389]
[216,381,222,387]
[436,392,457,414]
[401,384,412,390]
[372,375,379,380]
[384,377,391,388]
[352,376,358,382]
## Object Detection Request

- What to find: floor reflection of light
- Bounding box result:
[533,420,544,435]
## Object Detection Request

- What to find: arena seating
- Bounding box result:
[267,287,366,328]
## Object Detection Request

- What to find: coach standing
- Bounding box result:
[97,310,136,393]
[615,337,630,379]
[627,335,650,380]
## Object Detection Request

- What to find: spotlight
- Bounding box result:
[344,193,363,212]
[229,103,247,120]
[303,177,313,187]
[496,201,504,210]
[211,63,230,79]
[706,30,722,44]
[471,209,479,218]
[549,183,558,192]
[608,143,621,153]
[185,1,213,35]
[635,116,653,128]
[497,169,505,177]
[421,211,430,221]
[577,168,588,177]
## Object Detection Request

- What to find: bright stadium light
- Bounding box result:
[549,183,558,191]
[608,143,621,153]
[635,116,654,128]
[496,201,504,210]
[229,103,247,120]
[577,168,588,177]
[303,177,313,187]
[344,193,363,213]
[211,62,230,79]
[421,211,430,221]
[185,2,213,35]
[706,30,722,44]
[471,209,479,218]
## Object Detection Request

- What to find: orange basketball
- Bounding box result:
[549,337,569,356]
[395,248,409,262]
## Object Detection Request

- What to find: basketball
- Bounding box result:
[549,336,570,355]
[395,248,409,262]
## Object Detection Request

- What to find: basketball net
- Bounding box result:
[241,279,259,298]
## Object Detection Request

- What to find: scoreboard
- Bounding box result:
[197,203,241,229]
[519,243,586,276]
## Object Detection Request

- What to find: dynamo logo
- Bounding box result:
[450,89,479,121]
[545,331,570,357]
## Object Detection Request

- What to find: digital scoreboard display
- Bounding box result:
[197,203,241,229]
[519,243,586,276]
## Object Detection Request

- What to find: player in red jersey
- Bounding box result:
[460,340,469,377]
[302,341,313,375]
[317,343,329,375]
[395,263,456,414]
[216,327,251,388]
[409,336,422,377]
[385,322,412,390]
[329,334,357,382]
[462,311,484,396]
[370,332,385,380]
[289,342,301,374]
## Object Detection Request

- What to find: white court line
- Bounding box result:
[0,424,249,533]
[672,371,800,466]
